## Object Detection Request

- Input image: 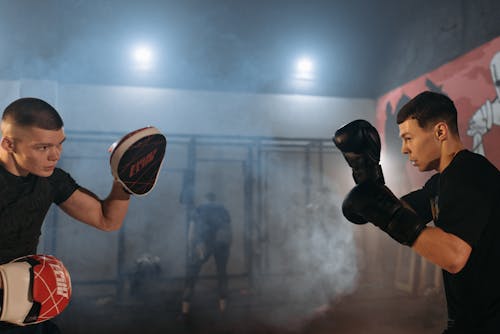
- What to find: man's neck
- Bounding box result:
[439,139,465,173]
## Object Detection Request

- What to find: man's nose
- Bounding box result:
[48,146,61,161]
[401,142,409,154]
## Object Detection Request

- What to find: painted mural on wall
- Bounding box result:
[375,36,500,193]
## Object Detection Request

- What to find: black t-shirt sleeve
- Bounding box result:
[47,168,80,204]
[438,174,490,247]
[400,174,438,223]
[401,189,433,223]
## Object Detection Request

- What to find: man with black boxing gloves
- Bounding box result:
[0,97,131,333]
[333,91,500,333]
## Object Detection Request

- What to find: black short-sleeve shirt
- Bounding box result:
[402,150,500,331]
[192,203,231,245]
[0,166,79,264]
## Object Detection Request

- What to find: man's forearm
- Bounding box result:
[412,226,472,274]
[101,181,131,231]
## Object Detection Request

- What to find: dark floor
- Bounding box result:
[55,274,447,334]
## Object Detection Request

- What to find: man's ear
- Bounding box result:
[1,137,15,152]
[435,122,448,140]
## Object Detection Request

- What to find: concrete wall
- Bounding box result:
[56,83,375,138]
[0,79,375,136]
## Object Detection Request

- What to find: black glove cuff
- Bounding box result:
[384,207,426,246]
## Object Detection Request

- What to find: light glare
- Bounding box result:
[297,58,314,73]
[294,56,315,83]
[132,45,154,70]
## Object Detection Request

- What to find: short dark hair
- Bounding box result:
[2,97,64,130]
[396,91,459,135]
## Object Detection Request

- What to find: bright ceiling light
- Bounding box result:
[295,57,315,81]
[132,45,154,71]
[297,57,314,73]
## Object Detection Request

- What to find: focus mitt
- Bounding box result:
[109,126,167,195]
[0,255,72,326]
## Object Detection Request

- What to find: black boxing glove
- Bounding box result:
[342,180,426,246]
[333,119,385,185]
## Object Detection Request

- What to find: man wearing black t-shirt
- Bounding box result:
[0,97,131,333]
[396,92,500,333]
[181,192,231,319]
[335,91,500,333]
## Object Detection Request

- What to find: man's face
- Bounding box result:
[8,126,65,177]
[398,118,441,172]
